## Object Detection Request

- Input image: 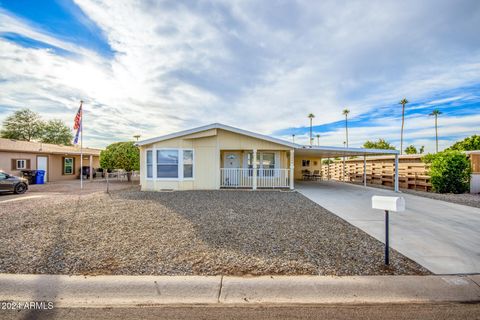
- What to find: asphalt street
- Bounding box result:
[2,303,479,320]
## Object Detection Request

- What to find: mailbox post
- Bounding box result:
[372,196,405,265]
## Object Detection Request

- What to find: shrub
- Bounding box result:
[423,151,471,193]
[100,141,140,181]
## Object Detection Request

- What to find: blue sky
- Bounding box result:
[0,0,479,151]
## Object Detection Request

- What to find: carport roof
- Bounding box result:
[295,145,399,158]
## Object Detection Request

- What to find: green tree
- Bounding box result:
[100,141,140,181]
[404,145,417,154]
[419,145,425,154]
[0,108,44,141]
[40,119,73,145]
[429,109,442,153]
[399,98,409,154]
[447,135,480,151]
[423,151,471,193]
[342,108,350,147]
[307,113,315,146]
[363,139,396,150]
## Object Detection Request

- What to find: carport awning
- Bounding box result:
[294,145,399,158]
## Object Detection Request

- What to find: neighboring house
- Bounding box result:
[0,138,101,182]
[136,123,399,191]
[466,151,480,193]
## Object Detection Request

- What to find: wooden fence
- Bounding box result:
[321,155,432,191]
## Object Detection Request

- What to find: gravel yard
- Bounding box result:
[399,189,480,208]
[0,188,429,276]
[351,182,480,208]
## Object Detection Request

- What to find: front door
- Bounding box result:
[37,156,48,182]
[223,152,241,186]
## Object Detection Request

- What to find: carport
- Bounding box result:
[294,146,400,192]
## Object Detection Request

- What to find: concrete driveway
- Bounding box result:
[297,181,480,274]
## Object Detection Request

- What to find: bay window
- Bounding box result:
[146,150,153,178]
[147,149,194,179]
[183,150,193,178]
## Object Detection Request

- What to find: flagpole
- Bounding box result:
[80,100,83,190]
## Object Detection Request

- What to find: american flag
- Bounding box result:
[73,101,83,145]
[73,101,83,130]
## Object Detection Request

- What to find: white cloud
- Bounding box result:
[0,0,479,149]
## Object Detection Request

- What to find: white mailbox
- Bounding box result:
[372,196,405,212]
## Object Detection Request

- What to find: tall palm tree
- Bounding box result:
[307,113,315,145]
[316,134,320,146]
[292,134,295,143]
[342,108,350,147]
[429,109,442,153]
[399,98,409,154]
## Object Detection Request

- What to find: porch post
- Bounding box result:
[89,155,93,180]
[289,149,294,190]
[252,149,257,190]
[363,155,367,187]
[394,153,399,192]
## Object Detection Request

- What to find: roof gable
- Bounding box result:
[136,123,298,148]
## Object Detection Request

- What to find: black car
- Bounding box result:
[0,171,28,194]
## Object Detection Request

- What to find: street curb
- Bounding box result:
[0,274,479,308]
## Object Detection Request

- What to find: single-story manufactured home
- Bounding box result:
[136,123,400,191]
[0,138,101,182]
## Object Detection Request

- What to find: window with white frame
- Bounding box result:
[64,157,74,175]
[183,150,193,178]
[157,150,179,178]
[146,150,153,178]
[16,159,26,170]
[148,149,194,180]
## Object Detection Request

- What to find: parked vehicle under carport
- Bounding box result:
[0,171,28,194]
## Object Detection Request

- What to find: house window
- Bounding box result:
[302,160,310,167]
[16,159,26,170]
[146,150,153,178]
[157,150,179,178]
[183,150,194,178]
[247,152,277,176]
[64,158,74,175]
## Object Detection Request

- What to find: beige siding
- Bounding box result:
[294,156,322,179]
[139,129,291,191]
[217,129,291,150]
[0,151,37,175]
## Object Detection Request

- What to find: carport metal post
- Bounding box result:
[327,158,330,180]
[363,155,367,187]
[394,154,399,192]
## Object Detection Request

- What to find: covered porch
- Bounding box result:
[220,149,295,189]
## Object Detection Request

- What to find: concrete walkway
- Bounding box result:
[0,274,479,307]
[296,181,480,274]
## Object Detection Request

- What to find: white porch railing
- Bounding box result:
[220,168,290,188]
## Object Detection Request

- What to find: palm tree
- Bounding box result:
[292,134,295,143]
[399,98,409,154]
[133,134,141,141]
[342,108,350,147]
[429,109,442,153]
[308,113,315,145]
[316,134,320,146]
